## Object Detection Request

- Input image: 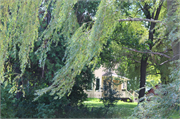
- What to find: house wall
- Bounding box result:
[85,66,128,98]
[94,66,103,92]
[84,66,103,98]
[84,90,102,98]
[84,66,139,102]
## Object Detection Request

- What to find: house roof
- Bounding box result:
[102,72,129,80]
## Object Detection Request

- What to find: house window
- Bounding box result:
[95,78,100,90]
[123,82,126,89]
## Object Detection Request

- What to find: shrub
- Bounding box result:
[100,76,120,108]
[1,84,17,118]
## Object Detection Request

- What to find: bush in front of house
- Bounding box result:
[100,76,121,108]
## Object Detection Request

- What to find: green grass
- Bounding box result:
[83,98,180,118]
[83,98,137,108]
[83,98,138,118]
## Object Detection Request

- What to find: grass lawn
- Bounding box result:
[83,98,138,118]
[83,98,180,118]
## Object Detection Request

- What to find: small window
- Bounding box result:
[123,82,126,89]
[95,78,100,90]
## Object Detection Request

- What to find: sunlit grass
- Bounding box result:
[83,98,138,118]
[83,98,180,118]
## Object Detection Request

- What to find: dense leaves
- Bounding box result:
[1,1,98,118]
[131,79,180,118]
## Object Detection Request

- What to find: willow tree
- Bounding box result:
[0,0,179,101]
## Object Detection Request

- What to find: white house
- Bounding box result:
[84,66,139,102]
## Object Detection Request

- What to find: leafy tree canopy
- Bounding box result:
[0,0,179,100]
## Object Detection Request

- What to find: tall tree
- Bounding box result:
[104,0,172,99]
[137,0,164,101]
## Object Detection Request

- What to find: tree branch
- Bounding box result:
[134,60,141,63]
[118,18,162,24]
[159,53,180,65]
[123,47,171,59]
[159,59,173,65]
[154,0,164,20]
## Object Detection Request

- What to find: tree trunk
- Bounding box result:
[138,1,163,102]
[138,55,148,102]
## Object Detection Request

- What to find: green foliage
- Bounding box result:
[1,2,97,117]
[146,74,161,87]
[1,0,180,108]
[1,82,90,118]
[0,0,41,79]
[2,38,95,117]
[1,1,100,118]
[60,106,108,118]
[1,0,123,99]
[1,84,17,118]
[100,0,173,92]
[1,0,180,118]
[109,21,144,90]
[74,1,100,25]
[131,79,180,118]
[34,103,56,118]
